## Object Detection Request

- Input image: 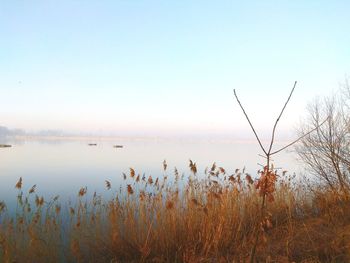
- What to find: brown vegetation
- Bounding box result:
[0,161,349,262]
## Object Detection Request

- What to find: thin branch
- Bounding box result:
[267,81,297,154]
[258,154,274,162]
[234,89,267,155]
[270,117,328,155]
[334,151,350,167]
[258,154,268,159]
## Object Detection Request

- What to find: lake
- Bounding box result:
[0,137,302,209]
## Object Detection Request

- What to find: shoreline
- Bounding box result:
[3,135,293,145]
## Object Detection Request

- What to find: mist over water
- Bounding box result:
[0,137,301,209]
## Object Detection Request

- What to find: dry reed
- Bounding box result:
[0,162,349,262]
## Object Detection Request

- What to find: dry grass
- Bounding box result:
[0,161,350,262]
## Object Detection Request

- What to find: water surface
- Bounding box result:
[0,137,301,208]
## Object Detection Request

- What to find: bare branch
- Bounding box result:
[267,81,297,154]
[258,154,268,159]
[234,89,267,155]
[270,117,328,155]
[334,151,350,167]
[258,154,274,162]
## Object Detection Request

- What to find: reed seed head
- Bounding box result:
[105,180,111,190]
[15,177,22,190]
[29,184,36,194]
[127,184,134,195]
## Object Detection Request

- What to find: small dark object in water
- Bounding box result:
[0,144,12,148]
[113,145,123,148]
[88,143,97,146]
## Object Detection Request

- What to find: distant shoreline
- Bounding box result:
[6,135,292,145]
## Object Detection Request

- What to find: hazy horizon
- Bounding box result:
[0,123,302,141]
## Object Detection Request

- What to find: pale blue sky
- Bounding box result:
[0,1,349,138]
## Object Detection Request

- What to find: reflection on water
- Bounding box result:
[0,137,301,208]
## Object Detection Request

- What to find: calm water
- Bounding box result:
[0,137,302,208]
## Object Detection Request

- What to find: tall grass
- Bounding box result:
[0,161,350,262]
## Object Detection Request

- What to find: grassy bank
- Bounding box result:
[0,162,349,262]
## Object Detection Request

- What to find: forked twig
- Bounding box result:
[233,89,267,155]
[267,81,297,154]
[258,154,273,161]
[233,81,329,263]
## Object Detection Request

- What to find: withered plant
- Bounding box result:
[234,81,327,262]
[1,160,350,262]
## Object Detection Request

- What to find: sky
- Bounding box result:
[0,1,349,139]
